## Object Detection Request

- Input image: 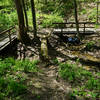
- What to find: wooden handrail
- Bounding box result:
[0,26,15,35]
[53,22,95,24]
[54,26,95,28]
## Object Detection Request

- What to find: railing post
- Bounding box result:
[84,23,85,33]
[8,30,12,44]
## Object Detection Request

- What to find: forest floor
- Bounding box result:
[1,29,100,100]
[1,1,100,100]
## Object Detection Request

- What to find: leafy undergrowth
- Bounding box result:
[27,10,64,28]
[59,61,100,99]
[0,57,39,100]
[0,9,17,31]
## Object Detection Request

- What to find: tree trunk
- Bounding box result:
[15,0,30,44]
[45,0,47,4]
[73,0,80,38]
[30,0,37,38]
[22,0,29,30]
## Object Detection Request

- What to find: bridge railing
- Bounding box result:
[0,26,16,43]
[52,22,95,34]
[0,26,17,50]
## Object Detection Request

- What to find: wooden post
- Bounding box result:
[8,30,12,44]
[37,30,51,61]
[23,44,26,59]
[40,37,48,60]
[84,23,85,33]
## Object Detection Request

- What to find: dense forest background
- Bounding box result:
[0,0,99,32]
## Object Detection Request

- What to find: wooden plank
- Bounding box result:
[53,31,95,35]
[53,28,96,35]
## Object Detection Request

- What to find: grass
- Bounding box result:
[0,57,39,100]
[58,61,100,99]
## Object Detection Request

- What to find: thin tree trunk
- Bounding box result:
[73,0,80,38]
[45,0,47,4]
[15,0,30,44]
[22,0,29,29]
[30,0,37,38]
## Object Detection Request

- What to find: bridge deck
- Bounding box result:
[53,28,97,35]
[0,33,17,51]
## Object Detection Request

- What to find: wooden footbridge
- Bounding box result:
[0,26,17,51]
[53,22,97,35]
[0,21,99,52]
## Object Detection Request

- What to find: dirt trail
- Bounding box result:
[24,64,72,100]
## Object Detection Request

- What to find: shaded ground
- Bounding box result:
[0,30,100,100]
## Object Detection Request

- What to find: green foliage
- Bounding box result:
[27,11,64,28]
[80,8,87,15]
[0,11,17,31]
[0,0,16,31]
[59,61,100,99]
[0,57,39,99]
[40,14,64,28]
[0,0,14,6]
[95,24,100,28]
[59,61,92,83]
[59,62,78,82]
[86,78,100,90]
[40,1,55,13]
[85,41,95,51]
[7,80,26,96]
[0,78,26,98]
[88,8,97,22]
[54,0,74,16]
[0,14,10,31]
[14,59,39,73]
[52,58,59,65]
[0,57,15,76]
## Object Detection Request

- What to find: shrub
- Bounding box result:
[14,59,39,73]
[85,78,100,90]
[0,57,39,99]
[0,10,17,31]
[59,61,92,83]
[85,41,95,51]
[59,62,80,83]
[59,61,100,99]
[41,13,64,28]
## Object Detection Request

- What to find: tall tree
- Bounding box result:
[30,0,37,38]
[15,0,30,44]
[73,0,80,38]
[22,0,29,29]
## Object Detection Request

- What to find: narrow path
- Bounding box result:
[27,64,72,100]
